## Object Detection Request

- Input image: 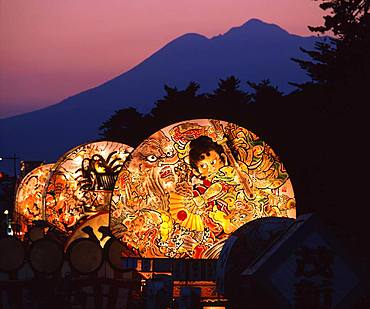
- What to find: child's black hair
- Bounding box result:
[189,136,225,171]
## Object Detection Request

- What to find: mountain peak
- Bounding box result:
[161,32,208,51]
[219,18,289,39]
[168,32,207,45]
[242,18,266,26]
[242,18,288,31]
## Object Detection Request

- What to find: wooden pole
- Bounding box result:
[209,120,254,198]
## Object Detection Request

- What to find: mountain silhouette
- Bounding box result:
[0,19,320,170]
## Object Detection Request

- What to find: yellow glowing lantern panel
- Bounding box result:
[14,164,53,230]
[110,119,296,259]
[44,141,133,234]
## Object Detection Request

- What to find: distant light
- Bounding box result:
[0,157,3,161]
[4,210,9,215]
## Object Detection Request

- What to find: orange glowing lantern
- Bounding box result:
[14,163,54,236]
[110,119,296,259]
[43,141,133,234]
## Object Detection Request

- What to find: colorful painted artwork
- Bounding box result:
[44,141,133,234]
[110,119,296,259]
[14,164,53,235]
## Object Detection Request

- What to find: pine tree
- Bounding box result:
[208,76,252,123]
[292,0,370,105]
[150,82,206,127]
[99,107,147,146]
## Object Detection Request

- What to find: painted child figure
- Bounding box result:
[170,136,251,235]
[189,136,241,235]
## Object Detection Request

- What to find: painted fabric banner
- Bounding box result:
[110,119,296,259]
[43,141,133,234]
[14,163,53,235]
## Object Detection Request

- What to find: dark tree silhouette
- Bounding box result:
[99,77,254,146]
[99,107,147,147]
[149,81,207,128]
[244,79,285,155]
[207,76,252,123]
[248,79,283,102]
[292,0,370,105]
[288,0,370,259]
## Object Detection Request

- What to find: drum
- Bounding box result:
[67,238,103,275]
[0,236,25,272]
[28,238,64,274]
[104,237,137,272]
[27,226,45,242]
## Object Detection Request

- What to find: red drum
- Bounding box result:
[67,238,103,274]
[0,236,25,272]
[28,238,64,274]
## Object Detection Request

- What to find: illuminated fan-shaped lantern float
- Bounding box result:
[110,119,296,259]
[43,141,133,234]
[14,163,54,237]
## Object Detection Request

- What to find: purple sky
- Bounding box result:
[0,0,324,118]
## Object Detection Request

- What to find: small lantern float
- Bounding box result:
[14,163,54,238]
[43,141,133,234]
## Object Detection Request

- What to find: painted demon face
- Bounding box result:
[129,130,178,184]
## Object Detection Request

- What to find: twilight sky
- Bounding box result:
[0,0,324,118]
